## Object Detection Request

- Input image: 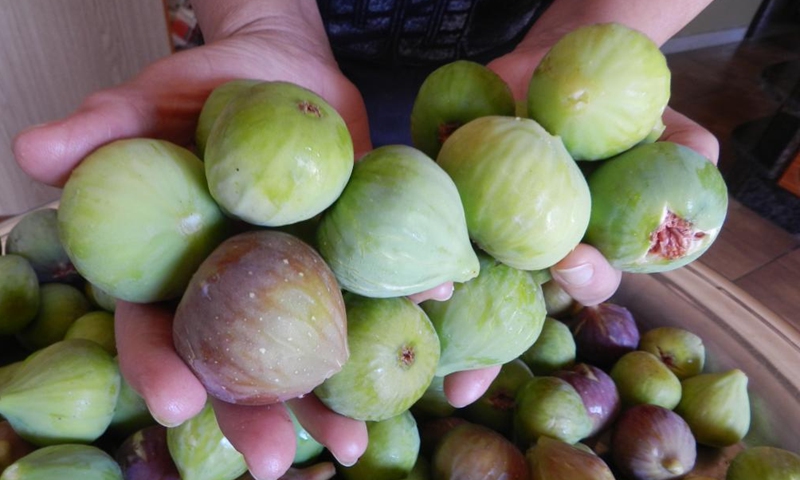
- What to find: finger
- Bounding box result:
[660,107,720,165]
[211,398,297,480]
[286,395,368,467]
[442,365,502,408]
[549,243,622,307]
[115,301,207,427]
[406,282,455,304]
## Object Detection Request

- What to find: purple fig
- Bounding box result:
[565,302,640,369]
[0,420,36,473]
[418,416,470,459]
[526,435,615,480]
[554,362,620,436]
[116,425,180,480]
[432,422,529,480]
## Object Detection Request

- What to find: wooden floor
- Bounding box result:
[665,30,800,329]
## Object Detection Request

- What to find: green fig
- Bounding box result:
[4,208,80,284]
[526,435,615,480]
[436,115,591,270]
[463,359,534,436]
[317,144,479,298]
[64,311,116,355]
[315,295,440,421]
[541,280,579,319]
[58,138,231,303]
[0,255,39,335]
[288,406,324,465]
[338,411,419,480]
[519,317,576,375]
[675,369,751,448]
[0,444,122,480]
[410,60,515,158]
[84,282,117,312]
[412,375,456,419]
[108,360,155,438]
[15,282,91,351]
[167,402,247,480]
[195,79,261,158]
[639,326,706,379]
[514,376,593,446]
[421,253,546,377]
[205,81,354,227]
[0,339,120,446]
[726,446,800,480]
[610,350,682,410]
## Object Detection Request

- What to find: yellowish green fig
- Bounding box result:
[514,376,593,446]
[610,350,682,410]
[64,310,116,356]
[195,79,261,158]
[0,255,39,336]
[15,282,90,352]
[726,446,800,480]
[0,444,122,480]
[338,411,419,480]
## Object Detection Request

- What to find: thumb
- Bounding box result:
[550,243,622,307]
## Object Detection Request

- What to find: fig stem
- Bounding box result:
[662,457,686,475]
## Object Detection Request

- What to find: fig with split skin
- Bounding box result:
[173,229,348,405]
[639,326,706,379]
[432,422,529,480]
[584,141,728,273]
[0,444,123,480]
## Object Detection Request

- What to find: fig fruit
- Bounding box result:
[418,416,469,459]
[0,420,36,473]
[726,446,800,480]
[412,375,456,419]
[611,404,697,480]
[541,280,579,319]
[639,326,706,379]
[205,81,353,227]
[0,255,39,335]
[58,138,230,303]
[0,339,120,446]
[410,60,515,158]
[526,435,615,480]
[565,302,640,369]
[116,425,180,480]
[314,295,440,421]
[513,376,593,446]
[526,22,670,160]
[15,282,90,351]
[0,444,122,480]
[432,422,529,480]
[4,208,79,284]
[675,369,751,448]
[520,317,576,375]
[166,402,247,480]
[421,253,546,377]
[316,144,479,298]
[338,411,419,480]
[108,362,155,438]
[585,141,728,273]
[195,79,261,158]
[610,350,682,410]
[463,358,535,436]
[436,115,591,270]
[554,363,620,437]
[64,310,116,355]
[173,230,348,405]
[288,406,324,465]
[85,282,117,312]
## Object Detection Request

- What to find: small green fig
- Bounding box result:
[205,81,354,227]
[514,376,593,446]
[463,359,534,436]
[0,444,122,480]
[520,317,576,375]
[726,446,800,480]
[610,350,682,410]
[108,360,155,438]
[526,435,615,480]
[0,255,39,335]
[0,339,120,446]
[84,282,117,312]
[4,208,80,284]
[15,282,90,351]
[338,411,419,480]
[288,407,324,465]
[64,310,116,355]
[412,375,456,419]
[166,402,247,480]
[195,79,262,158]
[436,115,591,270]
[421,253,546,377]
[410,60,515,158]
[675,369,751,448]
[639,326,706,379]
[541,280,579,319]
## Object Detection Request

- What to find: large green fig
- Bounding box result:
[513,376,593,446]
[0,255,39,335]
[173,230,348,405]
[316,144,479,298]
[585,141,728,273]
[195,79,261,158]
[410,60,515,158]
[436,115,591,270]
[526,22,671,160]
[421,253,546,377]
[726,446,800,480]
[0,339,120,446]
[0,444,122,480]
[58,138,230,303]
[205,81,353,227]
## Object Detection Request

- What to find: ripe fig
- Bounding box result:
[436,115,591,270]
[611,404,697,480]
[526,435,615,480]
[520,317,576,375]
[316,144,479,298]
[418,416,469,459]
[410,60,515,158]
[58,138,230,303]
[639,326,706,379]
[116,425,180,480]
[338,411,419,480]
[0,255,39,335]
[195,79,261,158]
[205,81,354,227]
[463,358,535,436]
[64,310,116,355]
[0,339,120,446]
[173,230,348,405]
[675,369,751,448]
[412,375,456,419]
[610,351,682,410]
[15,282,91,351]
[166,402,247,480]
[526,22,670,160]
[84,282,117,312]
[0,420,35,473]
[421,253,546,377]
[585,141,728,273]
[554,363,620,437]
[0,444,122,480]
[314,295,440,421]
[432,422,529,480]
[4,208,80,284]
[726,446,800,480]
[565,302,640,369]
[514,376,593,446]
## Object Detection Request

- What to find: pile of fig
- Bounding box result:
[1,21,797,480]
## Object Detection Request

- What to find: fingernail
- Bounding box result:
[334,455,357,468]
[554,263,594,286]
